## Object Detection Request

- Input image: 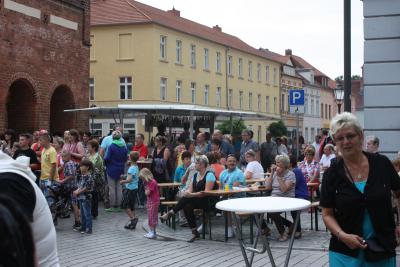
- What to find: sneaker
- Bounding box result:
[278,233,288,242]
[179,222,189,227]
[197,224,203,233]
[114,207,123,212]
[216,212,222,217]
[144,231,156,239]
[85,229,92,234]
[80,228,85,234]
[72,222,81,231]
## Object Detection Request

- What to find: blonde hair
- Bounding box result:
[330,112,363,136]
[139,168,154,182]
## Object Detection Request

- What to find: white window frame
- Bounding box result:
[176,80,182,102]
[216,52,221,73]
[190,82,196,104]
[190,44,196,67]
[266,96,270,113]
[119,76,132,100]
[160,77,167,101]
[239,91,243,110]
[204,48,209,70]
[257,63,261,82]
[273,67,277,85]
[160,36,167,60]
[249,92,253,110]
[227,56,232,76]
[266,65,270,83]
[216,87,221,107]
[204,85,209,105]
[89,77,94,100]
[176,40,182,64]
[238,58,243,78]
[248,61,253,80]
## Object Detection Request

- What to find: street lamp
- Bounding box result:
[334,83,345,114]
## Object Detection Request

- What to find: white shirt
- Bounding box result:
[319,153,336,168]
[0,152,60,267]
[277,144,288,156]
[245,161,265,179]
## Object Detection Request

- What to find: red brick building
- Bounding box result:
[0,0,90,135]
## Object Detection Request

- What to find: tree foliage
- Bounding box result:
[216,119,246,135]
[267,120,287,137]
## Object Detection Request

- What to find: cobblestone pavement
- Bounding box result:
[56,205,399,267]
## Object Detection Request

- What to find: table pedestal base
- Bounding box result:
[232,211,301,267]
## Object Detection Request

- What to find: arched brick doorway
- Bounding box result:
[7,79,37,134]
[50,86,75,135]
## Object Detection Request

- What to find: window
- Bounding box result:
[216,52,221,73]
[257,94,261,111]
[321,103,324,118]
[190,82,196,104]
[257,63,261,82]
[204,48,209,70]
[311,99,314,115]
[190,44,196,67]
[176,40,182,63]
[305,97,308,114]
[248,61,253,80]
[239,91,243,109]
[329,105,332,120]
[311,128,315,142]
[228,89,233,108]
[216,87,221,107]
[160,77,167,101]
[119,76,132,100]
[273,67,277,85]
[227,55,233,76]
[265,65,270,83]
[89,78,94,100]
[176,80,182,102]
[273,97,277,113]
[325,104,328,119]
[249,92,253,110]
[160,36,167,60]
[118,33,132,59]
[204,85,209,105]
[266,96,270,113]
[316,100,320,116]
[238,58,243,78]
[281,93,285,112]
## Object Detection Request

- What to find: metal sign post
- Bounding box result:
[289,90,305,160]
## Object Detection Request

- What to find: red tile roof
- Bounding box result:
[290,55,329,78]
[91,0,280,63]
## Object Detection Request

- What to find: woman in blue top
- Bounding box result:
[161,155,217,242]
[321,112,400,266]
[289,155,308,239]
[104,131,128,211]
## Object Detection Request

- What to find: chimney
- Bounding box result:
[167,7,180,17]
[285,49,292,56]
[213,25,222,32]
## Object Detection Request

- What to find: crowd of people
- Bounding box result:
[1,113,400,266]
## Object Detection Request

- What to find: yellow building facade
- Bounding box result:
[90,1,281,142]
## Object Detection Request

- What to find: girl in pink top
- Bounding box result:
[139,168,160,239]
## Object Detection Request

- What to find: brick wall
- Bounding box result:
[0,0,90,134]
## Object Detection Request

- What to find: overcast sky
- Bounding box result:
[139,0,364,79]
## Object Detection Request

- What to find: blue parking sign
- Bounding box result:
[289,90,304,106]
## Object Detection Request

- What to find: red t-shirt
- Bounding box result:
[132,143,148,159]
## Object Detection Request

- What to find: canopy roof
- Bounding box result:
[65,103,280,120]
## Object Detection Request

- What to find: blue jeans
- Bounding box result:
[78,199,92,231]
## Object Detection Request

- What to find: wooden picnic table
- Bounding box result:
[157,182,182,188]
[137,159,152,169]
[202,186,271,197]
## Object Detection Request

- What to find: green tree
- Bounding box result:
[267,120,287,137]
[216,119,246,135]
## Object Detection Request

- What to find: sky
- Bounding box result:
[139,0,364,79]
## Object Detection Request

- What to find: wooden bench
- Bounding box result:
[160,201,178,230]
[310,201,320,231]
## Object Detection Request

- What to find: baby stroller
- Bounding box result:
[47,182,72,225]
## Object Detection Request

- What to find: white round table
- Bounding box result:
[216,196,311,267]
